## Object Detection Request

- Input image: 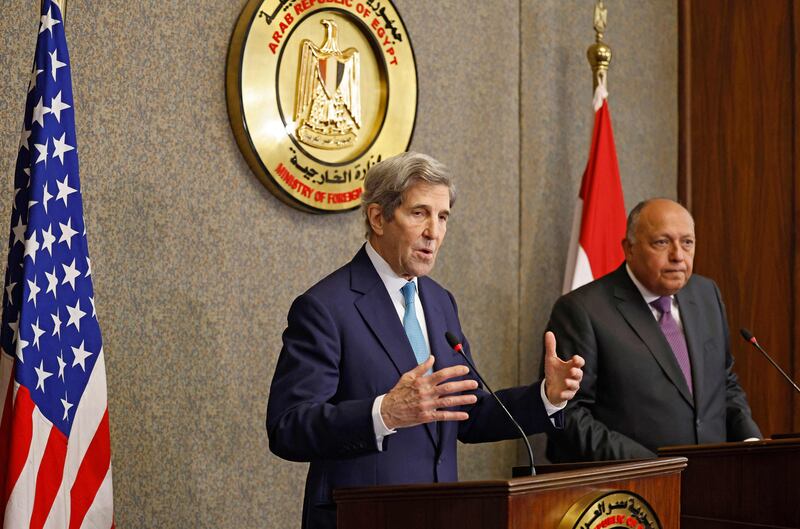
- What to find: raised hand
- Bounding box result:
[543,331,584,406]
[380,356,479,430]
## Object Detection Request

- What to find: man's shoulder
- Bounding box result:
[557,268,623,306]
[299,249,368,302]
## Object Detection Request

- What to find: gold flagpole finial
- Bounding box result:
[587,0,611,90]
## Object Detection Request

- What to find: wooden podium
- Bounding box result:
[659,437,800,529]
[334,457,686,529]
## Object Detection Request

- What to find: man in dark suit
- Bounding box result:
[267,152,584,529]
[546,198,761,462]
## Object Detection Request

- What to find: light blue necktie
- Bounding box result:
[401,281,430,367]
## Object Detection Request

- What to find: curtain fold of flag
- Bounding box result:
[0,1,114,527]
[562,74,627,293]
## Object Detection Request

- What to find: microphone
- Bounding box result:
[739,328,800,394]
[445,331,536,476]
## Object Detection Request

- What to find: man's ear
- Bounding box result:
[621,238,632,259]
[367,203,385,236]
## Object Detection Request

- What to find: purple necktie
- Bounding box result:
[650,296,693,394]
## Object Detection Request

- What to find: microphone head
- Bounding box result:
[740,328,755,342]
[445,331,461,350]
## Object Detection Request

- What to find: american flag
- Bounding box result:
[0,1,114,527]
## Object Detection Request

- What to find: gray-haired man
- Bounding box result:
[267,151,584,529]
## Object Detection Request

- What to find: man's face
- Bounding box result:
[369,182,450,279]
[623,200,696,296]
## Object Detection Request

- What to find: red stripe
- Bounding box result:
[0,370,16,520]
[69,408,111,529]
[4,386,35,508]
[578,101,626,279]
[29,426,67,529]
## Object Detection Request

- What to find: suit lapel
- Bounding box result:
[350,247,439,448]
[418,277,449,449]
[613,267,694,407]
[675,284,703,409]
[351,247,419,377]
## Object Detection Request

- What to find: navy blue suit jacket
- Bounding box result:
[267,246,558,529]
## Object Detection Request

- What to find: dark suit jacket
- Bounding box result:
[546,264,761,462]
[267,246,557,529]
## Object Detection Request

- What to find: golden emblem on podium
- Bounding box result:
[558,491,663,529]
[226,0,417,213]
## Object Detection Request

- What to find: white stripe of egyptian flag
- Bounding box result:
[563,74,627,293]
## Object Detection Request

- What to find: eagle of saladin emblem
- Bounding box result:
[226,0,417,213]
[295,20,361,150]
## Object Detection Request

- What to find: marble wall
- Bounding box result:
[0,1,676,527]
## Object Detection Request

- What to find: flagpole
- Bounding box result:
[587,0,611,90]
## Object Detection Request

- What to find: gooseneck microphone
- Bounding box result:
[739,328,800,394]
[445,331,536,476]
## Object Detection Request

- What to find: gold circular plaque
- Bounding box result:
[226,0,417,213]
[558,491,663,529]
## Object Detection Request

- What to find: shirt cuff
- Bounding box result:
[372,394,397,451]
[541,380,567,416]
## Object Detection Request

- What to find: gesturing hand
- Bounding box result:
[380,356,479,430]
[543,331,584,407]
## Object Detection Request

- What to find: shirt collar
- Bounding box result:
[365,240,418,294]
[625,263,670,305]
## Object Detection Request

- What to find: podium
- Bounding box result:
[659,437,800,529]
[334,457,686,529]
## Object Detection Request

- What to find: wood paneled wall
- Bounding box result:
[679,0,800,436]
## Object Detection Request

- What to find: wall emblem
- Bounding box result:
[227,0,417,213]
[558,491,663,529]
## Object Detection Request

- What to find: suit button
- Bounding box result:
[695,419,701,427]
[437,457,444,466]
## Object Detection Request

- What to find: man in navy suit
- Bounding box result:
[267,152,585,529]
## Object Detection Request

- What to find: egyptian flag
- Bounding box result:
[562,74,627,293]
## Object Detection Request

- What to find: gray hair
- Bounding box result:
[361,151,456,237]
[625,198,694,243]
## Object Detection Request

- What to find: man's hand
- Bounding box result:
[381,356,479,430]
[543,331,584,407]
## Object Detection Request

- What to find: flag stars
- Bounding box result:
[15,336,29,363]
[41,224,56,256]
[90,296,96,318]
[52,132,74,164]
[28,66,43,93]
[24,231,40,264]
[56,175,76,206]
[8,316,20,344]
[71,340,92,371]
[85,257,92,277]
[5,282,16,305]
[12,218,27,248]
[58,218,78,249]
[57,352,66,380]
[27,277,41,307]
[61,393,73,421]
[51,309,62,338]
[31,318,45,350]
[62,258,80,290]
[49,49,67,81]
[31,97,50,128]
[19,128,31,152]
[33,139,49,166]
[39,7,61,36]
[42,183,53,214]
[49,91,71,122]
[34,360,53,392]
[65,300,85,331]
[45,267,58,298]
